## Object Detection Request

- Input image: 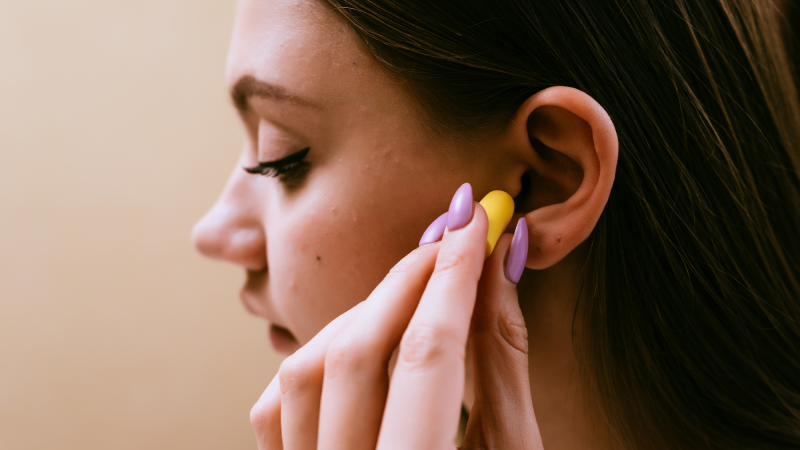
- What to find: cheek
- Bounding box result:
[264,138,469,343]
[265,194,411,343]
[266,178,444,343]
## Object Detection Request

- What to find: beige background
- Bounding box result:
[0,1,284,449]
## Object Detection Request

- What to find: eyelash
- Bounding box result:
[244,148,311,181]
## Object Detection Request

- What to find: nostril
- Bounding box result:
[192,197,268,270]
[229,228,268,271]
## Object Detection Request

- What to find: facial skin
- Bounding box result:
[193,0,523,353]
[193,0,619,448]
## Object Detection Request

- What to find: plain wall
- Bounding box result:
[0,1,284,448]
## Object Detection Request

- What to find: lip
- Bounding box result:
[241,287,301,355]
[239,270,300,355]
[240,269,269,317]
[239,289,267,318]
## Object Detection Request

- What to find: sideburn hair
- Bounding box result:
[322,0,800,448]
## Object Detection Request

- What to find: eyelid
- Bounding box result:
[254,147,309,168]
[243,147,310,176]
[256,119,305,159]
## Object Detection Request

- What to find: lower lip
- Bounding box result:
[269,324,299,355]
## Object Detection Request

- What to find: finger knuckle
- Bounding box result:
[432,251,480,285]
[278,355,315,396]
[399,323,463,369]
[435,250,469,274]
[249,400,277,434]
[388,257,417,275]
[324,334,376,380]
[497,309,529,355]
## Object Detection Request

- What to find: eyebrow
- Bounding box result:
[230,75,320,112]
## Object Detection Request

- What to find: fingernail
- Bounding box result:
[446,183,473,232]
[505,218,528,284]
[419,212,449,246]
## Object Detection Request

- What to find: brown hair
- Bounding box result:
[323,0,800,448]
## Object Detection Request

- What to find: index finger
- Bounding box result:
[378,200,488,450]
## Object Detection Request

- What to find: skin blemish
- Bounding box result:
[316,255,322,262]
[557,236,562,244]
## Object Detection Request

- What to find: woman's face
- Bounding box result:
[193,0,519,354]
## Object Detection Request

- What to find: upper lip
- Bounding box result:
[239,270,292,333]
[239,268,269,317]
[239,289,266,317]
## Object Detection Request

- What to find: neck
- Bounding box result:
[516,246,613,450]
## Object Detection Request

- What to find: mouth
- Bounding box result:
[241,270,300,355]
[240,271,269,317]
[269,324,300,355]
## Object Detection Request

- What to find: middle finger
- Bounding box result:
[380,201,489,450]
[317,243,441,450]
[278,305,359,450]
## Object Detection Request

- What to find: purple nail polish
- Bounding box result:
[505,218,528,284]
[419,212,449,246]
[446,183,473,232]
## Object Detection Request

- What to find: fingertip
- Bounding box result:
[473,233,520,331]
[472,231,527,354]
[486,233,516,287]
[438,202,488,253]
[419,212,449,246]
[472,202,489,233]
[423,202,491,299]
[446,183,474,231]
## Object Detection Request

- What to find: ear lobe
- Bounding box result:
[510,86,618,269]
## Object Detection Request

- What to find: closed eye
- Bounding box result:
[244,147,310,179]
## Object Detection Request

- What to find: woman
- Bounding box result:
[192,0,800,448]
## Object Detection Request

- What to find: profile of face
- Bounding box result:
[193,0,617,356]
[192,0,512,354]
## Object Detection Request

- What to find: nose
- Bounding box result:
[192,170,267,271]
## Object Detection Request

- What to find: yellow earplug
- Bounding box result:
[479,190,515,259]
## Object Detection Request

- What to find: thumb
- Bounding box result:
[462,218,544,450]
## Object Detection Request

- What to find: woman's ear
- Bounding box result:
[507,86,618,269]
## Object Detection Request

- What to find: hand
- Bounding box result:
[249,200,544,450]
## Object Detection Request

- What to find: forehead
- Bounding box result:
[227,0,378,108]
